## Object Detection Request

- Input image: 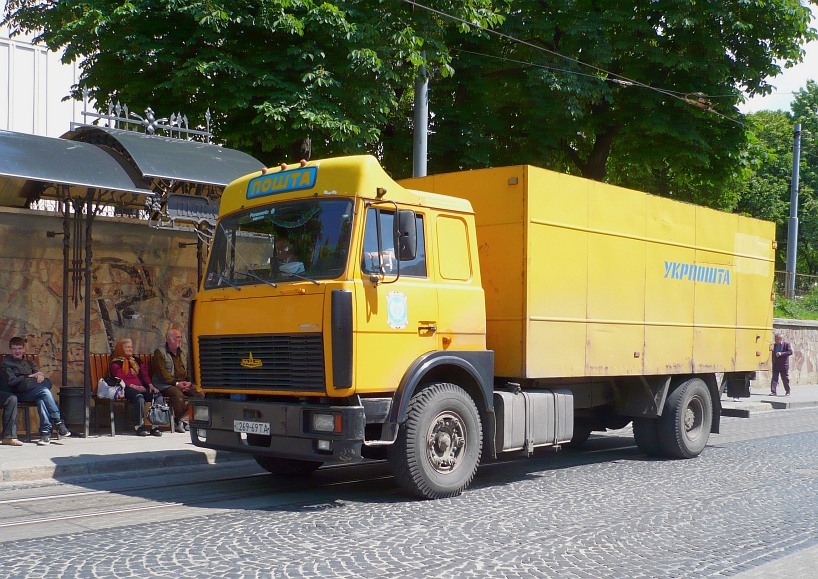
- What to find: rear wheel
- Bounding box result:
[657,377,712,458]
[253,456,323,477]
[632,417,662,456]
[388,383,482,499]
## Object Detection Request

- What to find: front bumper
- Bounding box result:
[189,398,366,464]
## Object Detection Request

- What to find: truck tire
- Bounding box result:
[632,418,662,456]
[657,377,712,459]
[388,383,482,499]
[253,456,323,477]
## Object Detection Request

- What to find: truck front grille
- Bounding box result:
[198,333,325,392]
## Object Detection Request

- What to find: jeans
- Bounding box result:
[0,391,18,438]
[15,381,61,434]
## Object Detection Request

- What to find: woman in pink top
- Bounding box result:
[110,338,162,436]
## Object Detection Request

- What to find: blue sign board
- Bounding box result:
[247,167,317,199]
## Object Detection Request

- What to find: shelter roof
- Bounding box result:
[0,129,153,207]
[63,126,264,187]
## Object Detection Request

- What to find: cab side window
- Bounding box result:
[361,208,427,277]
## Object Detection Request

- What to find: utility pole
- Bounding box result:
[412,52,428,178]
[786,123,802,298]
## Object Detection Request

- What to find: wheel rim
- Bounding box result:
[683,395,705,442]
[426,410,466,474]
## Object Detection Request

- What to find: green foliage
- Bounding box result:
[734,84,818,273]
[775,284,818,320]
[3,0,816,209]
[381,0,817,199]
[3,0,505,164]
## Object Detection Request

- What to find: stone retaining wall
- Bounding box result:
[0,207,198,390]
[752,318,818,391]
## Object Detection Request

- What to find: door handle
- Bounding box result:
[418,325,437,333]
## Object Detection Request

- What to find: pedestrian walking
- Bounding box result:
[771,333,792,396]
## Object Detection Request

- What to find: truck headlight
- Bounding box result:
[312,413,340,433]
[193,405,210,422]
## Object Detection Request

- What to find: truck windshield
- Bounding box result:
[204,198,353,289]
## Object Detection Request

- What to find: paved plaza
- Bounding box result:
[1,404,817,579]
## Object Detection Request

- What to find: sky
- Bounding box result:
[740,5,818,114]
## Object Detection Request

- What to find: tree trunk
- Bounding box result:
[563,126,617,181]
[290,137,312,162]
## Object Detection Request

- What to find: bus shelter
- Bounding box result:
[0,114,263,436]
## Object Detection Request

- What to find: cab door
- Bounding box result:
[354,206,439,394]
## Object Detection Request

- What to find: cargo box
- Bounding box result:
[401,167,776,380]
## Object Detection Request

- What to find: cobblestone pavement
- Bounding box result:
[1,411,817,579]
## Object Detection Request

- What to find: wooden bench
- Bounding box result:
[89,353,175,436]
[1,354,48,442]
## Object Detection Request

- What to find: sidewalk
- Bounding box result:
[0,430,252,483]
[3,384,818,484]
[720,383,818,417]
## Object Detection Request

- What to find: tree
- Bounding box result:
[3,0,503,164]
[734,86,818,273]
[391,0,817,205]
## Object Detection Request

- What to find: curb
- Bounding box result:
[0,449,254,483]
[766,400,818,410]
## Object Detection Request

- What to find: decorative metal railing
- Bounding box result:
[71,86,213,142]
[774,270,818,298]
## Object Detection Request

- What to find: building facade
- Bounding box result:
[1,0,81,137]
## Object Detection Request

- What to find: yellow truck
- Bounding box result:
[189,156,775,499]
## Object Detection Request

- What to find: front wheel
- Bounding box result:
[254,456,323,477]
[388,383,482,499]
[657,377,712,458]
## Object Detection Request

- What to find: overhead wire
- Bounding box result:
[400,0,746,108]
[402,0,818,167]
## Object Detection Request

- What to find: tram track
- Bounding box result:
[0,433,742,532]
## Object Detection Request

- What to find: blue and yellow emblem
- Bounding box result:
[247,166,318,199]
[386,291,408,330]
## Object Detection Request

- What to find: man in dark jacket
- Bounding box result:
[770,333,793,396]
[151,328,203,432]
[1,337,71,444]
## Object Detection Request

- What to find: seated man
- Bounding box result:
[0,391,23,446]
[1,337,70,445]
[151,328,204,432]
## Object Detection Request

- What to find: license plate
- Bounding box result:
[233,420,271,435]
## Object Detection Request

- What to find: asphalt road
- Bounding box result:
[1,408,817,579]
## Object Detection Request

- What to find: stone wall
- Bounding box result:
[752,318,818,391]
[0,206,198,390]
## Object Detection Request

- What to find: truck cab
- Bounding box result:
[190,155,494,497]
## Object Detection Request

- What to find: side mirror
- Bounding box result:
[396,210,417,261]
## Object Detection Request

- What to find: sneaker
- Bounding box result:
[55,421,72,438]
[770,392,776,396]
[136,425,150,437]
[182,421,190,432]
[37,434,51,446]
[1,437,23,446]
[175,420,187,432]
[150,426,163,437]
[785,392,791,396]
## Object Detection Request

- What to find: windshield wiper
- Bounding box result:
[215,273,241,291]
[280,271,320,285]
[236,270,277,288]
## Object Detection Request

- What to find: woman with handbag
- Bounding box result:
[110,338,163,437]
